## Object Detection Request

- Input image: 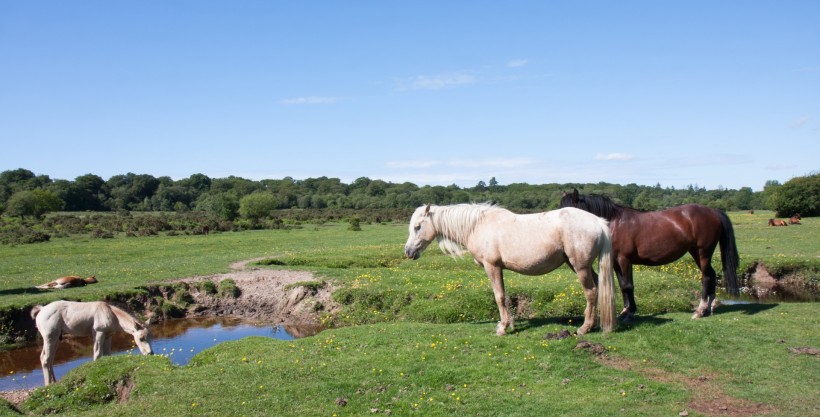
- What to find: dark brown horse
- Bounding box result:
[768,219,788,226]
[560,190,739,321]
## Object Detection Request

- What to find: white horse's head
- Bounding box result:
[405,205,436,260]
[132,322,153,355]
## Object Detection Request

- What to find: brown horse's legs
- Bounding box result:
[692,251,717,319]
[485,265,512,336]
[575,267,598,335]
[616,260,637,322]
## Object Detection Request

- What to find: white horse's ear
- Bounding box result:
[424,204,431,216]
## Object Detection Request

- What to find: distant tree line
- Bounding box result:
[0,168,817,224]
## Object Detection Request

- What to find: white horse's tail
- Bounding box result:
[30,305,43,320]
[596,219,617,333]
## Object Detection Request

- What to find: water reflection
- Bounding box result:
[0,317,321,391]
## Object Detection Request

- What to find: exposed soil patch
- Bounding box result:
[545,329,572,340]
[0,388,30,411]
[788,346,820,356]
[741,262,820,301]
[175,264,339,326]
[598,355,778,417]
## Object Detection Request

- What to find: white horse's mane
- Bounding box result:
[431,203,499,257]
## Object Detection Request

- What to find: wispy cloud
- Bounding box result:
[447,157,536,168]
[793,66,820,73]
[594,152,634,161]
[397,72,477,91]
[387,157,536,169]
[790,115,811,129]
[765,163,798,171]
[279,96,345,105]
[386,160,442,169]
[507,59,528,68]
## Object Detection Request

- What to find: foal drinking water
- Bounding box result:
[31,300,153,385]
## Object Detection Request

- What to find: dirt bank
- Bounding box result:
[171,259,340,325]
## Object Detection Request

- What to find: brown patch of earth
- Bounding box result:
[170,258,340,326]
[0,388,30,411]
[597,355,778,417]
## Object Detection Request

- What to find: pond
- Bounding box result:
[0,317,321,392]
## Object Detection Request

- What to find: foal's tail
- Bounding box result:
[717,210,740,296]
[596,218,617,333]
[30,305,43,320]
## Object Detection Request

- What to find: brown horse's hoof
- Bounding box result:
[618,311,635,324]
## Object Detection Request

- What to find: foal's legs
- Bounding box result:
[93,331,107,359]
[484,265,513,336]
[575,266,598,335]
[40,333,59,385]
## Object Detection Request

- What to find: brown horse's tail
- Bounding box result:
[717,211,740,296]
[596,218,617,333]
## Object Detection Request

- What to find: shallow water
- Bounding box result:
[0,317,320,391]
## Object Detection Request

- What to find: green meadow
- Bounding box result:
[1,210,818,416]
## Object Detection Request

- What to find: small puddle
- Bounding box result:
[0,317,321,391]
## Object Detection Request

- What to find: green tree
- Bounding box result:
[4,189,64,218]
[239,192,279,222]
[771,173,820,217]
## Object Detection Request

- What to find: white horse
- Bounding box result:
[404,203,616,336]
[30,300,153,385]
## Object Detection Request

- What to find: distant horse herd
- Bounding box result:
[768,213,801,226]
[24,192,806,386]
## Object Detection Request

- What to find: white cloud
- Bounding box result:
[385,160,442,169]
[507,59,528,68]
[279,96,344,105]
[594,152,634,161]
[790,115,811,129]
[399,72,477,91]
[446,157,536,168]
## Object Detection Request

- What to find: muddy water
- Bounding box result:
[0,317,321,391]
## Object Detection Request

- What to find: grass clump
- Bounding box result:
[218,279,240,298]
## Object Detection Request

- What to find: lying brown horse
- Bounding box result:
[560,190,739,321]
[35,275,97,290]
[789,213,801,224]
[768,219,788,226]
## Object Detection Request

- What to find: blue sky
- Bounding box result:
[1,1,818,191]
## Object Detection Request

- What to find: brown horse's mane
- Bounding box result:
[559,191,634,221]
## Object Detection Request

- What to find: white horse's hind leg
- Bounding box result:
[102,335,113,356]
[40,334,58,385]
[575,267,598,335]
[485,266,513,336]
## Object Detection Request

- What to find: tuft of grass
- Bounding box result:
[218,279,240,298]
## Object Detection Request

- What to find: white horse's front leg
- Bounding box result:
[486,266,513,336]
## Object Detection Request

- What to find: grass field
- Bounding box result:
[1,210,818,416]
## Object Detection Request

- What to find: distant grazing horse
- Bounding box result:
[768,219,788,226]
[789,214,802,225]
[560,190,739,321]
[35,275,97,290]
[31,300,153,385]
[404,203,616,335]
